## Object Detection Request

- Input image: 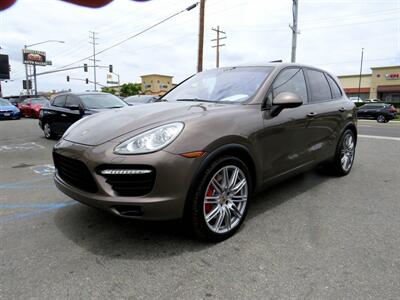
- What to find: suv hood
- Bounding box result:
[64,101,230,146]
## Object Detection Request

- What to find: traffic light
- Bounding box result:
[83,63,88,72]
[66,76,70,82]
[109,64,113,73]
[85,78,89,84]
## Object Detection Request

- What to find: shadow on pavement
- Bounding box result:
[54,168,331,259]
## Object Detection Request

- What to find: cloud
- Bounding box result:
[1,0,399,95]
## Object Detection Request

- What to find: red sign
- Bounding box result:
[385,73,400,80]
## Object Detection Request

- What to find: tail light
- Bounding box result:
[388,106,397,113]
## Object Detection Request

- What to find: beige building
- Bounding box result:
[141,74,174,96]
[338,65,400,103]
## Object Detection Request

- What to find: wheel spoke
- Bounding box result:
[224,206,232,230]
[228,168,239,189]
[206,206,221,222]
[231,195,247,202]
[222,168,229,189]
[214,207,225,231]
[204,196,220,204]
[228,201,242,219]
[231,179,246,194]
[211,178,223,194]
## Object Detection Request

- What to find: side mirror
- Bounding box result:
[270,92,303,117]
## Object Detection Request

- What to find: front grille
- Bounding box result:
[53,152,98,193]
[97,165,156,197]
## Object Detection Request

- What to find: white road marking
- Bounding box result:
[358,135,400,141]
[0,142,45,152]
[30,164,55,176]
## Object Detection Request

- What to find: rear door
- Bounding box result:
[304,69,346,161]
[261,67,312,180]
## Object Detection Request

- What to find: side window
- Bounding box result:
[65,95,79,107]
[52,95,66,107]
[307,69,332,102]
[22,99,30,105]
[325,74,342,99]
[267,68,307,106]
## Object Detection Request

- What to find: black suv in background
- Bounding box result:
[39,92,127,139]
[357,103,397,123]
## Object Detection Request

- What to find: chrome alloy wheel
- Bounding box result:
[44,123,52,139]
[340,133,355,172]
[203,165,248,234]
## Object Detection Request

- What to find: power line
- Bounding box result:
[52,2,199,71]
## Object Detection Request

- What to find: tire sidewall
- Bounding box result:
[377,115,385,123]
[190,156,252,242]
[44,122,53,139]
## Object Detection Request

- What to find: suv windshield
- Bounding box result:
[79,94,127,109]
[0,99,11,106]
[163,67,273,103]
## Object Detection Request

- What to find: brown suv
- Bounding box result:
[53,63,357,241]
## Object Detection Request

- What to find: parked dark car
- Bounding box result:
[0,98,21,120]
[39,92,128,139]
[19,97,49,118]
[53,64,357,242]
[124,95,158,106]
[357,103,397,123]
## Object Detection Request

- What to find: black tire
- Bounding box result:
[187,155,252,242]
[43,122,56,139]
[377,115,386,123]
[327,129,356,176]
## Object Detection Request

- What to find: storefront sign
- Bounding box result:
[385,73,400,80]
[22,49,47,66]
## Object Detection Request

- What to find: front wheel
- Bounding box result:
[188,156,251,242]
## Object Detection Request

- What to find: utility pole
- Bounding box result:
[357,48,364,101]
[290,0,299,63]
[197,0,205,73]
[23,46,30,95]
[89,31,99,91]
[211,26,226,68]
[33,63,38,96]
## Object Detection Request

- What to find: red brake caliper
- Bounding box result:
[205,186,214,214]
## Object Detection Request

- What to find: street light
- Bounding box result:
[23,40,65,96]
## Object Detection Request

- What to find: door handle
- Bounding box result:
[339,107,346,112]
[307,112,317,117]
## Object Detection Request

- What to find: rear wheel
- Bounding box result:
[43,122,56,139]
[188,156,251,242]
[377,115,386,123]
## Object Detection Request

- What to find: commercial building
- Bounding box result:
[338,65,400,103]
[141,74,174,96]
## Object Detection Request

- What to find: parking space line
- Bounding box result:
[0,177,54,189]
[0,200,77,224]
[358,135,400,141]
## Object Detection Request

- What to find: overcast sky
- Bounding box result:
[1,0,399,95]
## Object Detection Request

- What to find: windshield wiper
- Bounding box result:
[176,98,216,103]
[107,106,125,108]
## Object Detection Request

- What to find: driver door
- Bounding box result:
[261,67,313,181]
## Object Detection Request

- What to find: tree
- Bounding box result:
[120,83,142,97]
[102,87,117,95]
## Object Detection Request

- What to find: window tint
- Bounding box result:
[325,74,342,98]
[52,95,66,107]
[65,95,80,107]
[307,69,332,102]
[267,68,307,106]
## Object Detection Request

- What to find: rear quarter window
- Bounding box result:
[325,74,342,99]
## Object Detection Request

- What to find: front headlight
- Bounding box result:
[114,122,184,154]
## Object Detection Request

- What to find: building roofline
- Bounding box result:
[370,65,400,70]
[140,74,173,78]
[338,74,372,78]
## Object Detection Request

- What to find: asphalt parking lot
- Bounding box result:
[1,118,400,299]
